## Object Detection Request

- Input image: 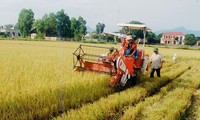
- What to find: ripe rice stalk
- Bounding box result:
[120,65,200,120]
[55,65,190,120]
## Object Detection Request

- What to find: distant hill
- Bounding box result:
[154,27,200,36]
[86,26,94,33]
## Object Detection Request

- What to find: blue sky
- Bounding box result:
[0,0,199,32]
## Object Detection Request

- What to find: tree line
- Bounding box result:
[17,9,87,40]
[16,8,161,43]
[1,8,199,45]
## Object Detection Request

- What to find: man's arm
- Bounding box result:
[160,60,164,69]
[160,54,164,69]
[130,49,136,57]
[126,43,137,57]
[149,61,152,68]
[149,54,153,68]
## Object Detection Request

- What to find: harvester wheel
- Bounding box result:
[126,75,137,87]
[125,69,142,87]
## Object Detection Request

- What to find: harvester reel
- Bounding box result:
[73,44,115,74]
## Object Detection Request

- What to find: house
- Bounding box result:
[160,32,185,45]
[196,41,200,46]
[31,33,37,39]
[30,27,38,39]
[0,25,20,38]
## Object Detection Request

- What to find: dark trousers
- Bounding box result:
[150,68,161,78]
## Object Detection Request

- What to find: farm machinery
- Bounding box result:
[73,23,150,87]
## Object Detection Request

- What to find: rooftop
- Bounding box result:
[163,32,184,36]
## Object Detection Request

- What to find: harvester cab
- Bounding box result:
[73,23,150,87]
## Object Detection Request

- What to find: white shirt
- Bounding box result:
[150,52,163,69]
[173,53,177,60]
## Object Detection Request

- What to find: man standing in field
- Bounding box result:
[150,47,164,78]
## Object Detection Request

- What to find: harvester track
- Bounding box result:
[184,89,200,120]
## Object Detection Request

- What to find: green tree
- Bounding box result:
[70,16,87,40]
[45,13,57,37]
[128,21,144,39]
[33,14,49,39]
[129,21,143,25]
[147,31,160,44]
[35,18,46,34]
[157,33,162,43]
[56,9,71,38]
[196,36,200,42]
[119,21,144,38]
[91,33,98,39]
[34,13,58,38]
[78,16,87,35]
[4,24,14,29]
[0,32,6,37]
[184,34,197,45]
[70,17,79,39]
[96,23,105,34]
[17,9,34,37]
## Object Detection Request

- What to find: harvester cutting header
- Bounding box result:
[73,23,150,87]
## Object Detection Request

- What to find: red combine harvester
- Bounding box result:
[73,24,150,87]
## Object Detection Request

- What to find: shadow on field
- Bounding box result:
[113,75,140,92]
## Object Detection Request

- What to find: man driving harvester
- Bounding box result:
[123,35,137,58]
[121,35,138,76]
[109,35,138,86]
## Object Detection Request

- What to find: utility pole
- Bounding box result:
[143,28,146,47]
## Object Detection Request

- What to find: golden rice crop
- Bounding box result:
[1,40,200,119]
[186,90,200,120]
[0,40,116,119]
[120,64,200,120]
[55,64,190,120]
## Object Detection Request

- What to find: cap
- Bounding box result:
[126,35,133,41]
[153,47,158,52]
[109,47,114,51]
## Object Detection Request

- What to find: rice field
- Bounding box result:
[0,40,200,120]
